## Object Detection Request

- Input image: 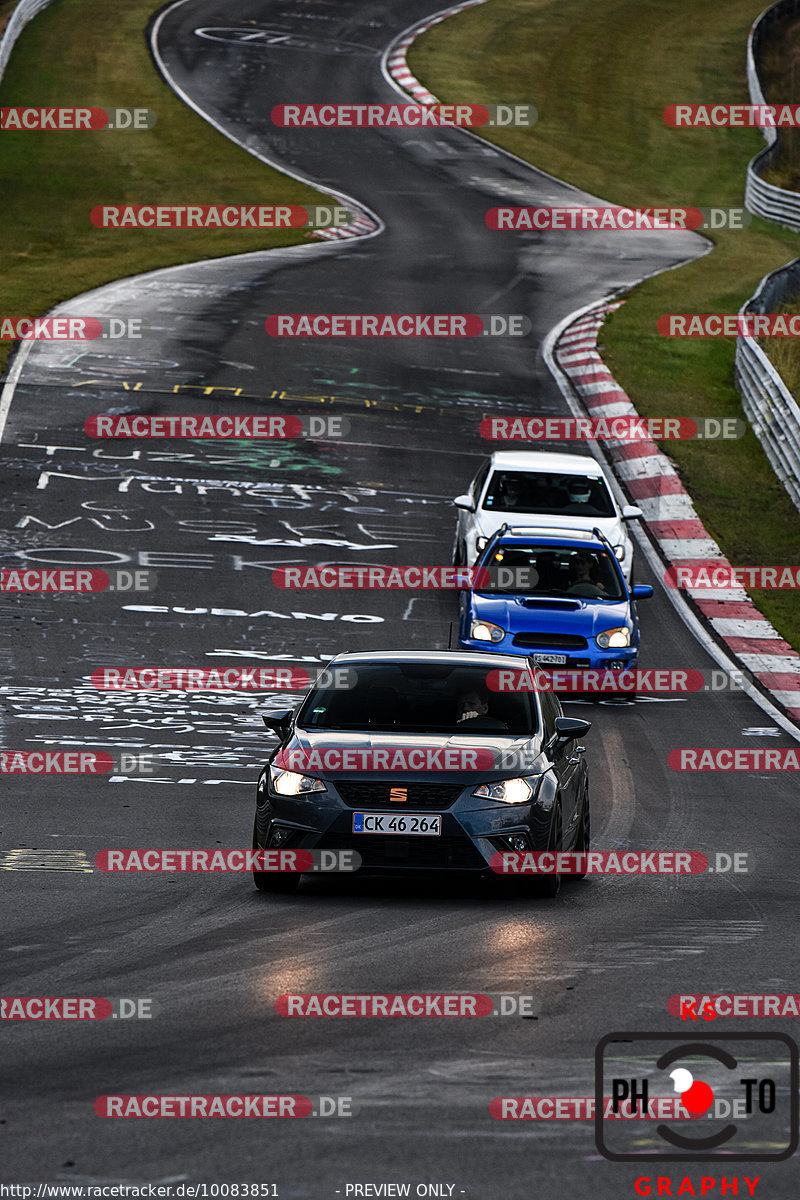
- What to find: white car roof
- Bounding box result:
[488,450,605,476]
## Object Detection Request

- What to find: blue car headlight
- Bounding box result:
[596,626,631,649]
[470,619,505,643]
[473,777,533,804]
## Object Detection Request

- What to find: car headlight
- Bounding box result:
[596,626,631,649]
[269,764,326,796]
[470,619,505,643]
[473,777,533,804]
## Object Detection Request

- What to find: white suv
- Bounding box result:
[453,450,643,580]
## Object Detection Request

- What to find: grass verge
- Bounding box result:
[410,0,800,651]
[0,0,327,380]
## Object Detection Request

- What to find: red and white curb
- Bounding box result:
[553,301,800,729]
[383,1,488,107]
[309,212,378,242]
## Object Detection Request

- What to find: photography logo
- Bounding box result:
[595,1032,798,1161]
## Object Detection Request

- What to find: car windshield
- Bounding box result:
[479,543,625,600]
[297,662,537,735]
[482,470,616,518]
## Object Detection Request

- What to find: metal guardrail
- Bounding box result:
[736,259,800,512]
[736,1,800,512]
[745,0,800,229]
[0,0,55,82]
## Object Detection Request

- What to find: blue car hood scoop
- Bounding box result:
[517,597,582,611]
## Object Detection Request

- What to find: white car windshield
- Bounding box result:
[482,471,616,518]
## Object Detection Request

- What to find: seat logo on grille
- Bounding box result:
[389,787,408,803]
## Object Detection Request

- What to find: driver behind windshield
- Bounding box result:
[566,553,608,598]
[558,477,598,514]
[455,689,507,731]
[498,476,525,510]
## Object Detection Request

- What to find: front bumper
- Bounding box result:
[255,776,554,875]
[458,634,638,670]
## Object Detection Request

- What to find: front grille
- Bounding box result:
[512,632,589,649]
[334,781,464,810]
[317,832,485,870]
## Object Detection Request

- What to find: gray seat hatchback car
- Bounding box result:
[253,650,591,898]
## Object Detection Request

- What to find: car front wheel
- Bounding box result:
[531,803,562,899]
[567,782,591,879]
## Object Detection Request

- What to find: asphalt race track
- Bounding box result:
[2,1,800,1196]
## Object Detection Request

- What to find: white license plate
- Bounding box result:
[531,653,568,665]
[352,812,441,836]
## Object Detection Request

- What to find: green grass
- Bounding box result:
[758,301,800,398]
[0,0,327,379]
[410,0,800,650]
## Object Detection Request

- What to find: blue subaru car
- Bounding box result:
[458,526,653,669]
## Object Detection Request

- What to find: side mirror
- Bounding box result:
[632,584,654,599]
[453,493,475,512]
[554,716,591,744]
[622,505,643,520]
[262,709,294,736]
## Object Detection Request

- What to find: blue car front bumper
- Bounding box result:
[458,634,638,670]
